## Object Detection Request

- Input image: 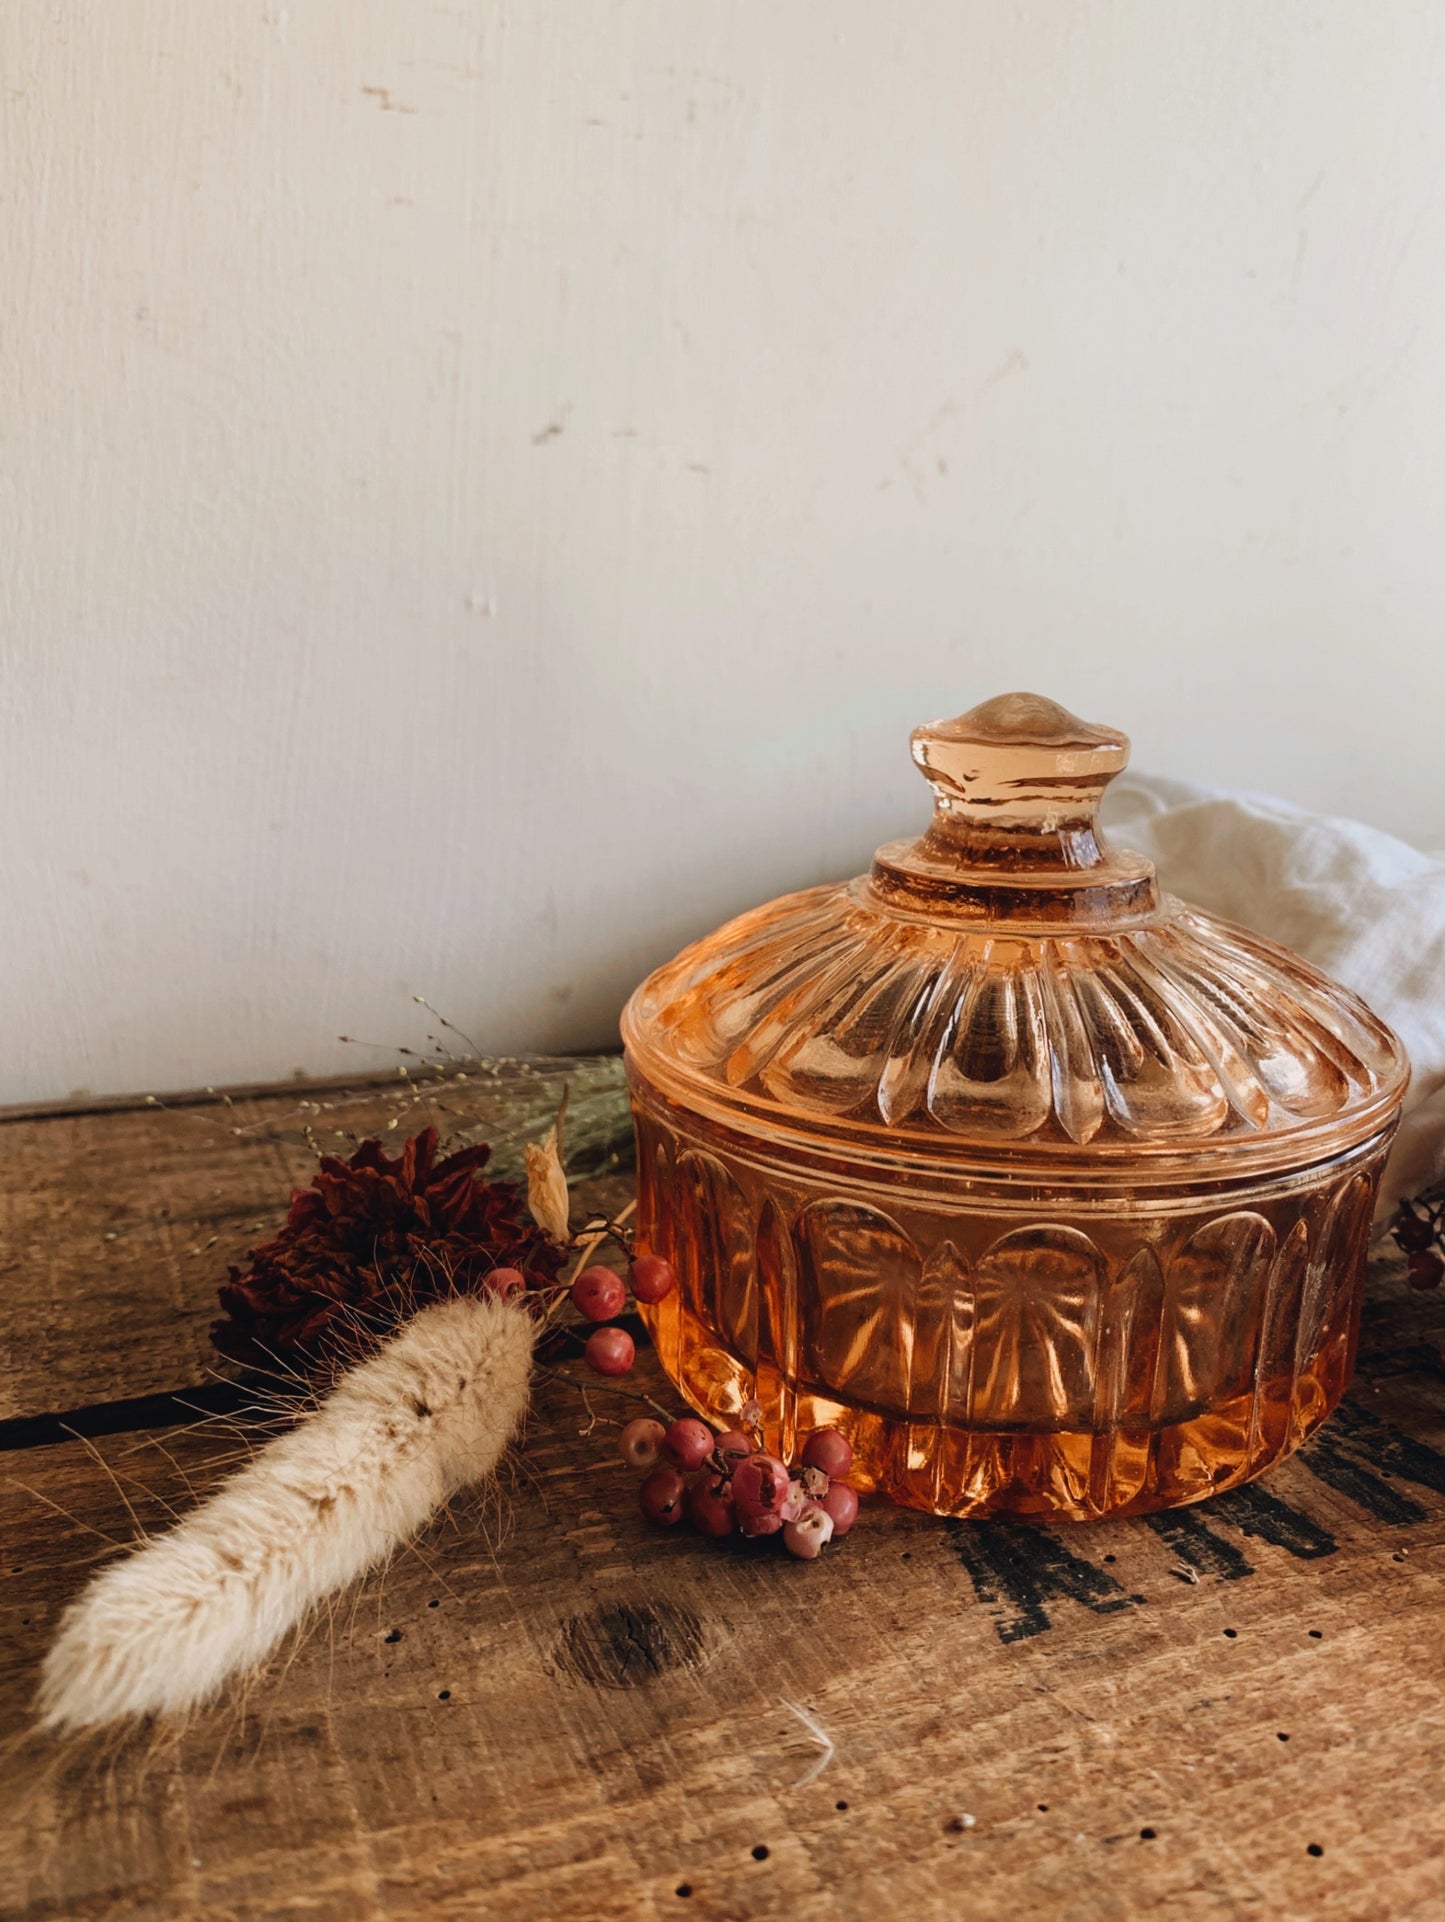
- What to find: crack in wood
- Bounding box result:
[0,1379,258,1454]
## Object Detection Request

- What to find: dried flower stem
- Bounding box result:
[535,1365,676,1427]
[564,1201,638,1287]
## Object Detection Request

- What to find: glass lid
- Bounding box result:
[622,694,1408,1179]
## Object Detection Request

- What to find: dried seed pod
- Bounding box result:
[524,1124,571,1244]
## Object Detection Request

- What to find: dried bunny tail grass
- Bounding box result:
[37,1294,534,1733]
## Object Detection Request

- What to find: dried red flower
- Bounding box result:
[211,1126,565,1371]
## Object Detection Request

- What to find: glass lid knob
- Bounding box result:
[871,691,1158,925]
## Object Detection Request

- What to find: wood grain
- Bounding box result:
[2,1072,1444,1921]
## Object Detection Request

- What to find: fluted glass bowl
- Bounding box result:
[621,694,1409,1519]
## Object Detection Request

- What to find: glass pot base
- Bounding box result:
[630,1080,1389,1521]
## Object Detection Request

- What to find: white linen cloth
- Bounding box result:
[1101,775,1445,1219]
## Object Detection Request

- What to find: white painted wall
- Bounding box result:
[3,2,1444,1104]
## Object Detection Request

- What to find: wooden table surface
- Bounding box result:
[2,1061,1444,1922]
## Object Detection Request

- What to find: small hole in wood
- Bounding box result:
[751,1845,769,1862]
[835,1801,849,1812]
[1308,1629,1323,1639]
[675,1885,692,1899]
[1277,1732,1290,1742]
[901,1551,912,1561]
[383,1629,402,1644]
[428,1598,440,1608]
[1103,1553,1116,1564]
[1223,1628,1238,1639]
[1037,1804,1049,1812]
[437,1689,451,1701]
[1307,1844,1324,1858]
[1392,1552,1406,1562]
[1139,1828,1156,1841]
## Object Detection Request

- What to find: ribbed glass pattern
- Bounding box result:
[628,885,1400,1158]
[632,1083,1384,1519]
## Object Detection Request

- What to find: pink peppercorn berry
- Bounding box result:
[779,1480,810,1523]
[618,1417,666,1471]
[571,1265,627,1322]
[801,1428,853,1478]
[662,1418,715,1472]
[819,1481,859,1537]
[713,1429,756,1467]
[731,1453,793,1537]
[783,1502,835,1560]
[584,1326,635,1376]
[629,1255,677,1304]
[687,1474,737,1537]
[639,1467,687,1525]
[488,1266,527,1302]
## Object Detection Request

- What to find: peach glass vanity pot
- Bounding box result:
[620,694,1408,1520]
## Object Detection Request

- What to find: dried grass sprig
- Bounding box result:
[38,1293,534,1731]
[35,1081,648,1736]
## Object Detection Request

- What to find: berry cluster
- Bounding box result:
[622,1417,859,1561]
[558,1246,862,1560]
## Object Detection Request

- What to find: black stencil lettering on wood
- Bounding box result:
[1298,1424,1430,1525]
[1143,1507,1255,1581]
[946,1523,1139,1643]
[1353,1336,1445,1386]
[1327,1401,1445,1500]
[1210,1481,1338,1559]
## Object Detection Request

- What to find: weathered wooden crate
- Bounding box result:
[2,1061,1443,1921]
